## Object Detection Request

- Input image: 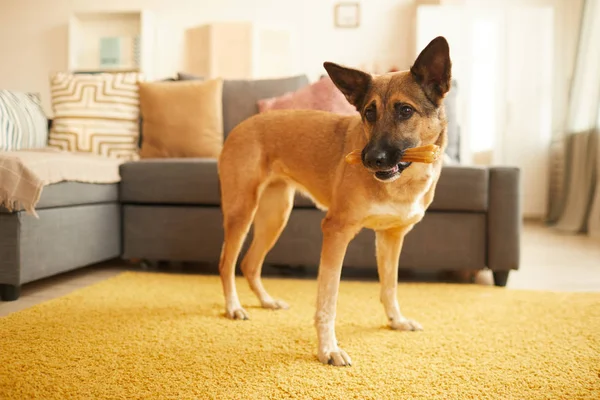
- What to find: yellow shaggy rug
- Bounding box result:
[1,272,599,399]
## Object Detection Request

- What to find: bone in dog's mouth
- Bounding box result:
[345,144,439,181]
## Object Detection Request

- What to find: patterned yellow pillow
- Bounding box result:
[48,72,143,160]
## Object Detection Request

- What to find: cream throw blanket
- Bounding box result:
[0,148,124,216]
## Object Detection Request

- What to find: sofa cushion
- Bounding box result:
[120,158,316,208]
[178,73,310,136]
[257,77,357,115]
[0,182,119,213]
[38,182,119,209]
[429,166,488,212]
[48,72,144,160]
[138,79,224,158]
[121,160,487,212]
[120,159,220,205]
[0,90,48,151]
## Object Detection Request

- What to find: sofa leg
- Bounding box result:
[0,284,21,301]
[139,259,159,270]
[492,271,510,287]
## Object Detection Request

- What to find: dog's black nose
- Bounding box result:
[363,147,396,170]
[373,151,387,167]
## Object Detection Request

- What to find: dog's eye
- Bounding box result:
[396,104,414,120]
[364,107,376,123]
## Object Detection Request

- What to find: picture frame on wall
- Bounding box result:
[334,2,360,29]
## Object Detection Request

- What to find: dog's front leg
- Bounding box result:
[314,216,359,366]
[376,227,423,331]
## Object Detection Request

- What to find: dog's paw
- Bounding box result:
[261,299,289,310]
[226,307,250,320]
[318,348,352,366]
[390,318,423,331]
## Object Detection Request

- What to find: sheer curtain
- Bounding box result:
[548,0,600,237]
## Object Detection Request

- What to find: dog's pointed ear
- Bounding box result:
[323,62,372,110]
[410,36,452,106]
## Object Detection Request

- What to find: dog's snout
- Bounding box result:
[362,145,397,170]
[372,151,387,167]
[362,136,418,171]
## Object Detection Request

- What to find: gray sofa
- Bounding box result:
[0,74,520,302]
[0,183,121,300]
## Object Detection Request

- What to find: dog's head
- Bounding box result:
[324,36,452,182]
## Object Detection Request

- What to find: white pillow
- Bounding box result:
[48,72,143,160]
[0,90,48,151]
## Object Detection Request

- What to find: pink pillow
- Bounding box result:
[257,77,358,115]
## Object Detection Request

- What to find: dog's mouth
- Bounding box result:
[374,161,412,181]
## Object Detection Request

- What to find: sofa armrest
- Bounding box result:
[487,167,521,271]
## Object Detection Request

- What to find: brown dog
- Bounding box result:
[217,36,451,366]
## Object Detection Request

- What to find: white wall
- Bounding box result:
[0,0,417,115]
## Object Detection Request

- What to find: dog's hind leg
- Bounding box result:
[241,180,295,309]
[219,202,257,320]
[218,159,264,320]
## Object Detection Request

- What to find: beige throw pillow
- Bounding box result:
[48,72,143,160]
[138,79,224,158]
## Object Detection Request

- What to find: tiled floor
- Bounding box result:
[1,222,599,317]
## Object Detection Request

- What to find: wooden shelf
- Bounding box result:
[68,10,153,77]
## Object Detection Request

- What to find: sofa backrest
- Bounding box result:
[221,75,310,137]
[221,75,460,161]
[178,73,310,138]
[48,74,460,161]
